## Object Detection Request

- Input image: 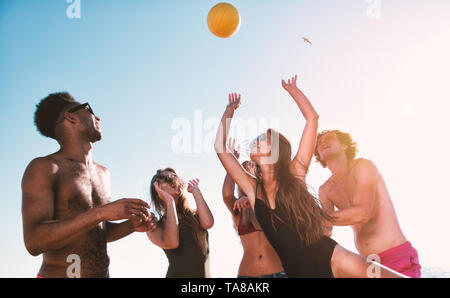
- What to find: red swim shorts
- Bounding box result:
[378,241,421,278]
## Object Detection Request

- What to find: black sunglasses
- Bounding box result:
[67,102,95,115]
[59,102,95,123]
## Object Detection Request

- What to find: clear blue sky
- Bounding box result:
[1,0,450,277]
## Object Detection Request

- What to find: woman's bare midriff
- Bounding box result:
[237,231,284,277]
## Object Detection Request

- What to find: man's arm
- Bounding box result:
[22,158,150,256]
[22,158,105,256]
[105,221,134,243]
[329,160,377,226]
[105,216,157,242]
[318,184,335,237]
[101,169,152,243]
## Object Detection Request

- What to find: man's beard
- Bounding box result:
[81,124,102,143]
[88,129,102,143]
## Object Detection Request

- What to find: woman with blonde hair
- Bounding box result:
[146,168,214,278]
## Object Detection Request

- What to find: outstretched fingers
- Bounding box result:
[188,178,200,186]
[282,74,299,90]
[228,92,242,109]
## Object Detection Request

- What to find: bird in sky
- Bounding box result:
[302,37,312,46]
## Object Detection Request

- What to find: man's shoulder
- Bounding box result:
[93,162,109,175]
[353,158,377,171]
[22,155,60,186]
[26,155,59,173]
[352,158,379,179]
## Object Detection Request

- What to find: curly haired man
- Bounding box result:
[315,130,421,278]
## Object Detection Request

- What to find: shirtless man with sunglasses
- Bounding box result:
[22,92,156,278]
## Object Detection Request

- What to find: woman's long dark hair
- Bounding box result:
[259,129,334,246]
[150,168,202,234]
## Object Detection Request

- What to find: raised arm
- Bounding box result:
[329,160,377,226]
[187,179,214,230]
[146,182,179,249]
[222,138,241,213]
[22,158,149,256]
[214,93,257,209]
[282,75,319,178]
[222,173,237,213]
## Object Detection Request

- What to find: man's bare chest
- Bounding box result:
[53,163,110,217]
[327,179,356,209]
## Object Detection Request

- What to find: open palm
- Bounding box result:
[282,75,299,93]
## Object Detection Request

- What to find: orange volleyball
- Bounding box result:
[207,3,241,38]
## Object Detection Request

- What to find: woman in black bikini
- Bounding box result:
[146,168,214,278]
[222,139,285,278]
[215,75,403,278]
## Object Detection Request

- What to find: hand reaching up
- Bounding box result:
[226,92,242,111]
[227,138,241,159]
[281,75,299,93]
[153,182,175,203]
[187,178,201,193]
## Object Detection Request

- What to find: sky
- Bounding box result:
[1,0,450,277]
